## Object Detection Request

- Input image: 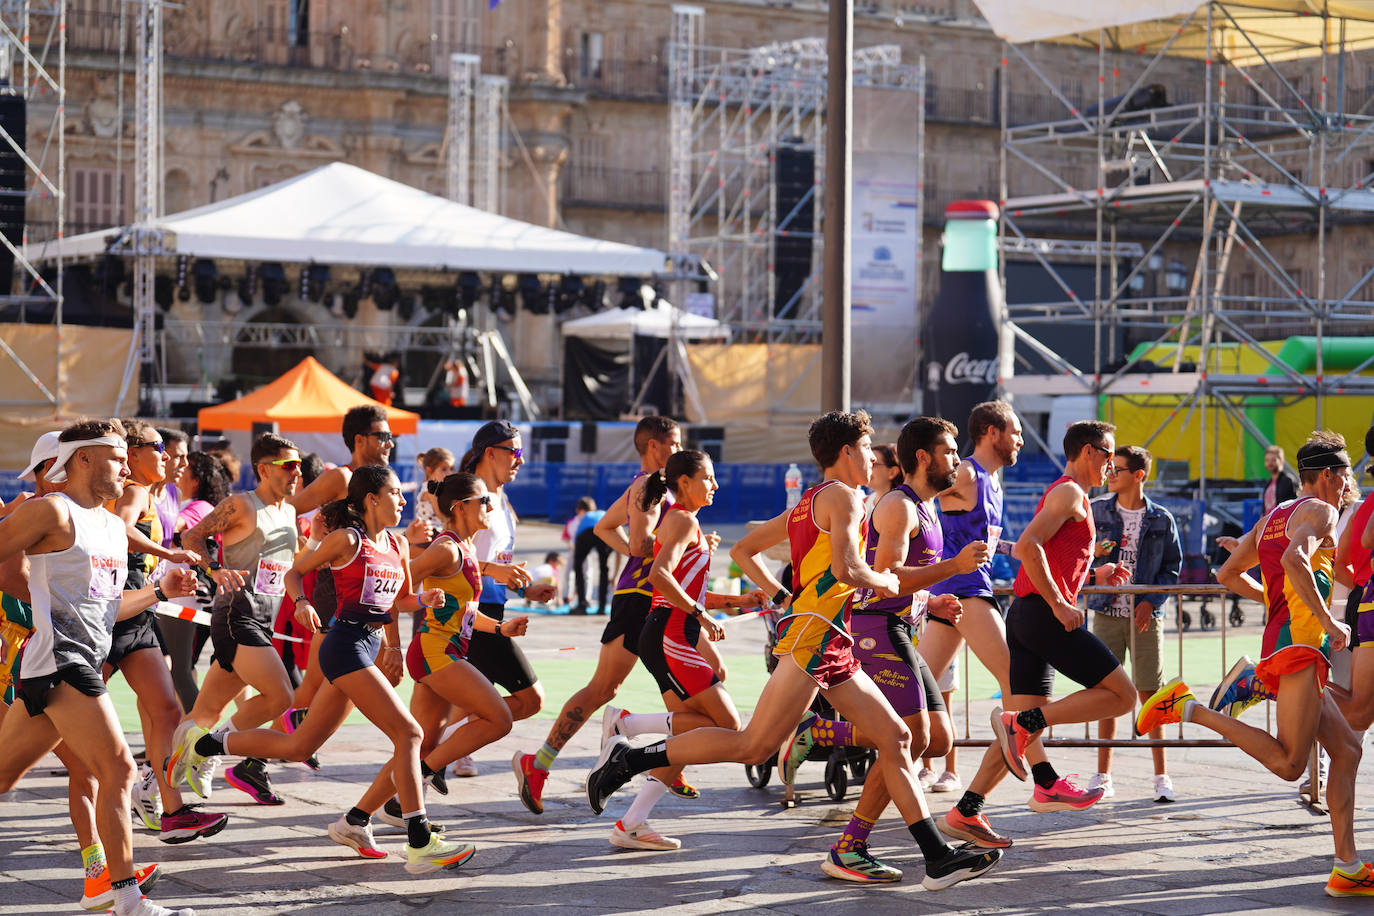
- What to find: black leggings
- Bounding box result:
[573,528,613,611]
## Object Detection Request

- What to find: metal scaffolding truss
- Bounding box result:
[3,0,64,414]
[997,2,1374,491]
[668,5,923,341]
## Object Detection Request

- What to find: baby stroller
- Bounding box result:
[743,600,876,804]
[1179,551,1244,631]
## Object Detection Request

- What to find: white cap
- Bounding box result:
[19,430,62,483]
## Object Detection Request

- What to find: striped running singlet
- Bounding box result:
[420,531,482,649]
[1258,496,1334,656]
[852,484,942,620]
[649,506,711,613]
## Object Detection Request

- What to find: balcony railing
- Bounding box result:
[562,166,667,211]
[564,50,668,99]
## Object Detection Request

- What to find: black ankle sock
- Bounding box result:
[420,760,436,779]
[194,733,225,757]
[405,813,431,848]
[626,741,669,772]
[345,807,370,827]
[1032,761,1058,790]
[384,797,402,818]
[1016,707,1047,734]
[955,790,985,818]
[908,817,953,862]
[164,804,186,818]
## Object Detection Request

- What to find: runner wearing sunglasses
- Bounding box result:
[170,433,302,808]
[453,421,556,765]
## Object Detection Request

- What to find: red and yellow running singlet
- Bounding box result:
[1256,496,1333,692]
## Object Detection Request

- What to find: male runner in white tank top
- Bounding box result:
[0,419,201,916]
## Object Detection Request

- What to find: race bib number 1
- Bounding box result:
[255,558,289,597]
[89,555,127,600]
[362,563,404,609]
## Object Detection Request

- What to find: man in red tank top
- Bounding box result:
[945,421,1137,846]
[1141,431,1369,898]
[1333,424,1374,731]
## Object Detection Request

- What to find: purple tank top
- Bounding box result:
[851,484,943,619]
[614,471,674,597]
[937,457,1002,598]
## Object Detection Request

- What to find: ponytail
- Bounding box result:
[458,446,481,474]
[319,464,393,532]
[638,449,709,512]
[431,472,483,521]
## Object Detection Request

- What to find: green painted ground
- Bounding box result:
[106,621,1266,736]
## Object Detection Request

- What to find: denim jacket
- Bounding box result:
[1087,494,1182,618]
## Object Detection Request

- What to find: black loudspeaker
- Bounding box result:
[543,441,567,463]
[579,421,598,455]
[0,95,25,295]
[773,144,814,320]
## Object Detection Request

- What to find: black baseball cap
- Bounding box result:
[471,420,519,454]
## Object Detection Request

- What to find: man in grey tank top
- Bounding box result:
[172,432,301,808]
[0,419,201,916]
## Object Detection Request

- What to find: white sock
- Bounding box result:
[620,712,672,739]
[1180,700,1197,723]
[111,878,143,914]
[1336,855,1362,873]
[439,716,471,744]
[621,775,669,828]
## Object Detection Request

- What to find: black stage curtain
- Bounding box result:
[563,336,630,420]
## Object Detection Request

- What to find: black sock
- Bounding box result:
[1032,761,1059,790]
[406,813,430,848]
[420,760,437,779]
[955,790,985,818]
[384,797,402,818]
[164,804,186,818]
[908,817,953,862]
[345,807,370,827]
[1016,707,1047,734]
[194,733,225,757]
[626,741,670,773]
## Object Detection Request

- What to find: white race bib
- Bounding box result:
[495,550,514,565]
[362,563,404,609]
[255,557,289,597]
[89,555,127,600]
[459,604,476,644]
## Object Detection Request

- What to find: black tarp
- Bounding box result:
[631,333,672,417]
[563,336,631,420]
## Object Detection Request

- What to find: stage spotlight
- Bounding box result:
[519,273,547,314]
[192,259,218,304]
[238,264,258,307]
[260,262,287,306]
[154,274,175,311]
[342,291,360,319]
[371,266,399,310]
[617,276,642,309]
[299,263,330,303]
[175,255,189,294]
[555,275,583,314]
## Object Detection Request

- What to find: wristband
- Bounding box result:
[154,583,168,602]
[208,560,222,572]
[772,587,791,606]
[693,601,707,618]
[383,645,401,653]
[293,594,310,606]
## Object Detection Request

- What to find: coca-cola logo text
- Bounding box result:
[929,352,999,387]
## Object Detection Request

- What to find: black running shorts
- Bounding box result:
[600,592,652,656]
[16,662,107,718]
[467,602,539,693]
[210,591,278,672]
[318,618,382,682]
[105,610,162,667]
[1006,592,1121,697]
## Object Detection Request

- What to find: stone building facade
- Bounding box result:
[37,0,1373,411]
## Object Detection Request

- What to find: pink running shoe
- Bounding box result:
[1028,776,1105,813]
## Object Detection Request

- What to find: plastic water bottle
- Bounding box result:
[784,463,804,509]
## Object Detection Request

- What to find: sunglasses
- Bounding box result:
[266,458,302,472]
[129,440,165,453]
[458,494,493,508]
[1091,443,1112,457]
[367,431,396,445]
[491,444,523,460]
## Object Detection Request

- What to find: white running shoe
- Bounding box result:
[451,756,478,778]
[931,770,962,793]
[1086,772,1115,799]
[328,816,388,859]
[186,755,217,801]
[917,766,937,790]
[120,898,195,916]
[1153,774,1176,803]
[130,763,162,831]
[601,705,626,744]
[609,819,681,851]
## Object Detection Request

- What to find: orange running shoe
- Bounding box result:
[1327,862,1374,897]
[939,808,1012,848]
[1135,678,1194,736]
[81,863,160,912]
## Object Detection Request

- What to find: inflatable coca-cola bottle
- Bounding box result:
[921,200,1003,436]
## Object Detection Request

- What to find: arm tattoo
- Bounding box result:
[183,496,240,559]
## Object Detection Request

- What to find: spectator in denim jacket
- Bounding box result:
[1086,446,1182,803]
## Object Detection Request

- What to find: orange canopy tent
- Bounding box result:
[197,356,419,434]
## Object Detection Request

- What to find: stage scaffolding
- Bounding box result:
[667,4,924,344]
[3,0,64,414]
[996,2,1374,493]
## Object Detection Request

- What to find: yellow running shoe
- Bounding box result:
[404,833,476,875]
[1327,862,1374,897]
[1135,678,1194,736]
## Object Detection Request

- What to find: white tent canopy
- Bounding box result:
[560,304,728,340]
[45,162,667,275]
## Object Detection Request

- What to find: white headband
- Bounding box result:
[45,435,128,484]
